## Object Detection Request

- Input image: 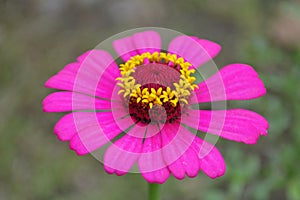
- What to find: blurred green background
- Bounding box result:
[1,0,300,199]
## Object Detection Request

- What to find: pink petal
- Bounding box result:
[229,109,269,136]
[76,50,117,76]
[168,36,221,67]
[194,38,221,59]
[42,92,114,112]
[75,50,116,103]
[194,63,266,102]
[181,109,268,144]
[69,124,110,155]
[54,112,97,141]
[138,128,170,184]
[103,121,163,176]
[95,64,120,99]
[45,73,77,91]
[132,31,161,54]
[45,50,120,99]
[77,50,93,62]
[190,136,226,178]
[97,111,132,136]
[69,111,133,155]
[113,36,138,62]
[164,126,225,179]
[143,123,161,138]
[60,62,81,74]
[54,111,129,141]
[104,130,143,176]
[169,146,200,179]
[161,123,200,179]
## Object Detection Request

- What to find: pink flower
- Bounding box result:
[43,30,269,184]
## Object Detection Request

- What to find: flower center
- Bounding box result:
[116,52,198,124]
[132,63,180,90]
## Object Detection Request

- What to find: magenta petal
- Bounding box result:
[113,36,138,62]
[132,31,161,54]
[161,123,200,179]
[45,62,80,91]
[104,133,143,176]
[168,36,221,67]
[98,111,132,135]
[42,92,113,112]
[60,62,81,75]
[195,38,221,59]
[78,50,120,98]
[54,113,76,141]
[190,137,226,178]
[76,50,117,77]
[229,109,269,136]
[46,50,119,99]
[54,112,118,141]
[104,123,162,176]
[77,50,93,62]
[195,63,266,102]
[181,109,267,144]
[69,124,112,155]
[69,110,132,155]
[143,123,161,138]
[169,146,200,179]
[138,129,170,184]
[53,111,131,155]
[95,67,119,99]
[45,73,76,91]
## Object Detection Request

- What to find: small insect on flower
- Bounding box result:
[43,29,269,184]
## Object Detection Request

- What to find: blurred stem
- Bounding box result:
[148,183,161,200]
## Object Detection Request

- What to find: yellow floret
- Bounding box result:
[116,51,198,108]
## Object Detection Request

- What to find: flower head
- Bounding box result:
[43,29,269,183]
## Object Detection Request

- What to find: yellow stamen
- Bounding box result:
[116,51,198,108]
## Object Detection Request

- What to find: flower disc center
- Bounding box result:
[128,63,182,124]
[132,63,181,90]
[129,95,181,125]
[116,52,198,125]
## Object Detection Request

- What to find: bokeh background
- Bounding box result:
[1,0,300,199]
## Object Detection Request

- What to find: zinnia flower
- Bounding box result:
[43,30,268,184]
